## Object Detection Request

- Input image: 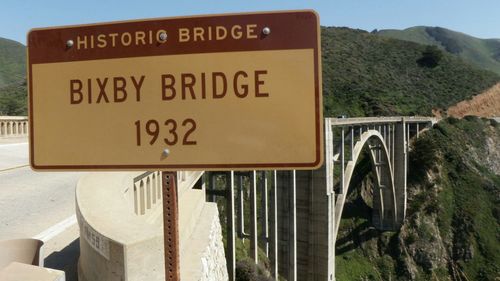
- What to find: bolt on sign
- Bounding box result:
[27,10,323,171]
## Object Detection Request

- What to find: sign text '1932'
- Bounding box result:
[134,118,197,146]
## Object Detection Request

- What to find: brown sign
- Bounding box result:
[27,10,323,170]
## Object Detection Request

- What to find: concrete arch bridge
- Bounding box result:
[206,116,437,281]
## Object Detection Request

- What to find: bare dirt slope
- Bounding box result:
[447,82,500,117]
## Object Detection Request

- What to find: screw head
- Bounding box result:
[262,27,271,35]
[66,40,74,48]
[159,32,168,42]
[163,148,170,157]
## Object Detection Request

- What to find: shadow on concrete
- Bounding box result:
[45,238,79,281]
[335,183,379,255]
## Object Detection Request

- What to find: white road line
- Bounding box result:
[0,142,28,147]
[32,214,77,242]
[0,164,29,172]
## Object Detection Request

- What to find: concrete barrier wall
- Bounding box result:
[0,116,29,137]
[76,171,228,281]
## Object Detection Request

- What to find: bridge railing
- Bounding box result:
[132,171,162,216]
[0,116,29,137]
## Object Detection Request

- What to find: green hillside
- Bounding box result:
[0,81,27,116]
[322,27,500,117]
[337,117,500,281]
[377,26,500,75]
[0,37,26,115]
[0,37,25,88]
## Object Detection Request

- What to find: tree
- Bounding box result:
[417,45,443,68]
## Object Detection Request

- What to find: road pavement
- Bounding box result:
[0,137,84,280]
[0,140,28,171]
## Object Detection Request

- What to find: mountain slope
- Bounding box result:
[322,27,500,117]
[376,26,500,75]
[337,117,500,281]
[0,37,26,115]
[447,82,500,118]
[0,37,25,89]
[0,80,27,115]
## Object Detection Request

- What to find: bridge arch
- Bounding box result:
[334,130,399,238]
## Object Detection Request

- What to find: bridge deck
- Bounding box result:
[329,116,437,125]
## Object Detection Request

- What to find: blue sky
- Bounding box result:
[1,0,499,44]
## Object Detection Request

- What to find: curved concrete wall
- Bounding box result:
[76,171,228,281]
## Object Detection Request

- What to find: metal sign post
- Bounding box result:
[162,172,180,280]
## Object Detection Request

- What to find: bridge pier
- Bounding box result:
[294,167,336,281]
[226,172,236,280]
[394,119,407,226]
[250,171,258,263]
[277,171,297,281]
[260,172,269,257]
[269,171,279,280]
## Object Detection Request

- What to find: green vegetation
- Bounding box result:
[377,26,500,75]
[336,251,384,281]
[416,46,443,68]
[0,37,26,115]
[236,259,273,281]
[337,118,500,280]
[0,37,25,89]
[322,27,500,117]
[209,173,275,280]
[410,118,500,280]
[0,81,27,115]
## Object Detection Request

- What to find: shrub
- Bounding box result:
[235,260,273,281]
[236,260,257,281]
[447,116,459,125]
[417,46,444,68]
[464,115,479,122]
[491,119,498,128]
[409,136,438,183]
